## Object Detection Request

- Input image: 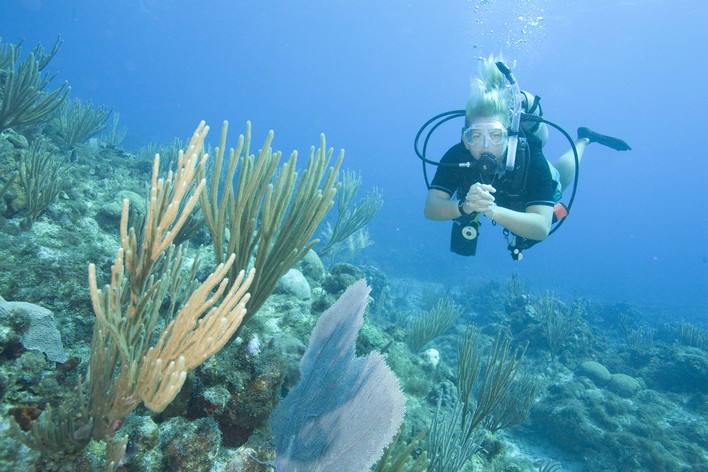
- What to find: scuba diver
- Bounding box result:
[421,54,631,260]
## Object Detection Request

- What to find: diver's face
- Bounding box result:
[462,116,508,161]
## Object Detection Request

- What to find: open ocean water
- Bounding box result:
[1,1,706,471]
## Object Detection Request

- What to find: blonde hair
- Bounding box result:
[465,54,513,128]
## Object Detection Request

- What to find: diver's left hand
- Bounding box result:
[465,182,496,213]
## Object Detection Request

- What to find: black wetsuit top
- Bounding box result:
[429,138,557,212]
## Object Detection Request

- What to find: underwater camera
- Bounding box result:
[450,213,481,256]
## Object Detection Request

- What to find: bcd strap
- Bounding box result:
[527,94,543,116]
[505,136,530,201]
[521,92,543,133]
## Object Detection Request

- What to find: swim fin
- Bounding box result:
[578,127,632,151]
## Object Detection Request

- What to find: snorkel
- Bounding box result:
[495,61,522,172]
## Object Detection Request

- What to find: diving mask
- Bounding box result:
[462,122,508,148]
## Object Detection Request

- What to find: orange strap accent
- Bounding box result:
[553,203,569,222]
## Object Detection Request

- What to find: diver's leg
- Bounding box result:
[554,138,588,191]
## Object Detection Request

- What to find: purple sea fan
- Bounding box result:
[270,280,405,472]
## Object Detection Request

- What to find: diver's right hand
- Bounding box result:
[465,183,496,213]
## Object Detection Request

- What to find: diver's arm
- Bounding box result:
[424,189,470,220]
[486,204,553,241]
[425,186,553,240]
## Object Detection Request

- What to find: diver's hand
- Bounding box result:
[465,183,496,214]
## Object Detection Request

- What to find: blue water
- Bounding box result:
[2,0,706,317]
